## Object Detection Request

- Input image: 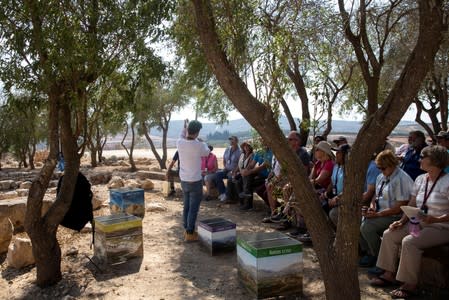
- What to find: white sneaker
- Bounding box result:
[219,193,227,202]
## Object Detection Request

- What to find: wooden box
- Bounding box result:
[110,188,145,218]
[94,213,143,265]
[237,232,303,299]
[198,217,236,255]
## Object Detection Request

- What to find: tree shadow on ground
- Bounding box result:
[1,263,34,281]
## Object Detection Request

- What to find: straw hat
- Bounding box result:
[316,141,335,159]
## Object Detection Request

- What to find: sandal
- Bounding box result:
[370,276,400,287]
[390,287,418,299]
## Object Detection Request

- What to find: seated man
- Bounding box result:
[211,136,241,202]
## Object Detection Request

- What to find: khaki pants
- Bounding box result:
[377,225,449,284]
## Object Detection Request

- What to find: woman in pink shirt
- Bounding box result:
[202,145,218,201]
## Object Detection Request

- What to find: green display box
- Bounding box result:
[237,232,303,299]
[94,213,143,265]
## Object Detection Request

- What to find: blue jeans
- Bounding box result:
[181,180,203,233]
[213,170,231,194]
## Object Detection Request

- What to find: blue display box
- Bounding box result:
[198,217,236,255]
[109,188,145,218]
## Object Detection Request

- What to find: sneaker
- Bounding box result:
[219,193,227,202]
[262,216,274,223]
[270,213,286,223]
[359,255,377,268]
[287,227,307,237]
[275,220,291,231]
[185,232,199,242]
[238,192,252,198]
[298,233,312,243]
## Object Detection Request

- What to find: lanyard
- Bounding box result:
[421,171,444,211]
[333,165,341,193]
[375,179,389,211]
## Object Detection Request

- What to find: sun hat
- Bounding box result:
[331,144,351,154]
[332,136,347,143]
[316,141,335,159]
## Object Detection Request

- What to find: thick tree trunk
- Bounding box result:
[32,225,61,286]
[26,90,81,287]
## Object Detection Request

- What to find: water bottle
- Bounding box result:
[409,217,420,237]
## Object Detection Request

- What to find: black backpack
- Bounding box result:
[57,172,94,231]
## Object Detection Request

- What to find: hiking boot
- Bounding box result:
[185,232,199,242]
[168,190,176,197]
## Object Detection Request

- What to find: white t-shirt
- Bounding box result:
[177,138,210,182]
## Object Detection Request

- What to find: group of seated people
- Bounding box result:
[167,129,449,298]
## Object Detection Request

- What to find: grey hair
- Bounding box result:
[421,145,449,169]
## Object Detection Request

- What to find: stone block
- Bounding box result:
[7,236,35,268]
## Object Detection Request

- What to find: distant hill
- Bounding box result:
[106,117,423,149]
[157,117,420,139]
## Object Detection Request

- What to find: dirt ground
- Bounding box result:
[0,155,418,300]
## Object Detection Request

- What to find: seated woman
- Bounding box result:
[202,145,218,201]
[369,145,449,298]
[359,149,414,268]
[326,144,351,226]
[310,141,335,193]
[225,141,254,203]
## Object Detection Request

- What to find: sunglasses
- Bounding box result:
[377,166,386,171]
[288,138,298,141]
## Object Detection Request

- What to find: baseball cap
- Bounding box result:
[228,136,238,142]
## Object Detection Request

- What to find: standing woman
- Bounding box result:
[177,120,210,242]
[370,145,449,298]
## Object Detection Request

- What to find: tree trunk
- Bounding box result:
[32,225,61,286]
[26,89,81,287]
[142,122,164,169]
[280,97,297,132]
[286,64,310,146]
